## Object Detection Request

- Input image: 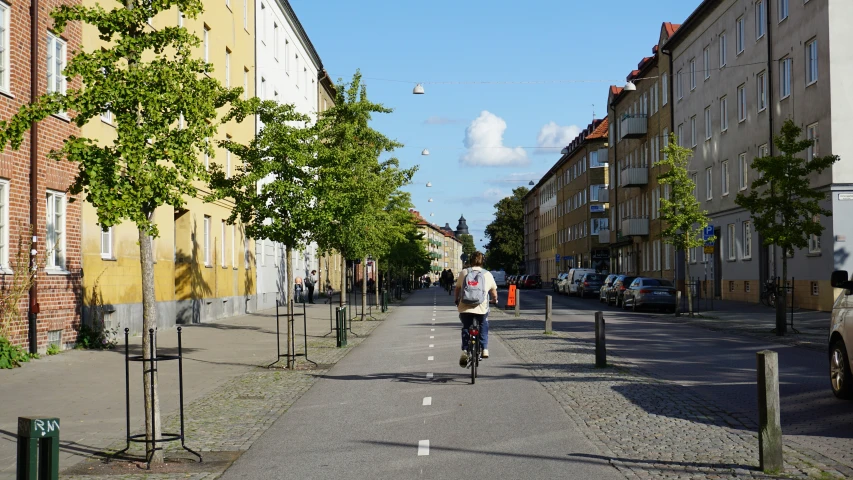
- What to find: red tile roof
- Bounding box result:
[664,22,681,37]
[586,118,609,140]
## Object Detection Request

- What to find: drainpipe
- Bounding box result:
[27,0,40,354]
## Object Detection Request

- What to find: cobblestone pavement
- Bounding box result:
[60,300,396,480]
[488,308,846,479]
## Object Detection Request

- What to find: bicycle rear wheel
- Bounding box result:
[470,336,477,384]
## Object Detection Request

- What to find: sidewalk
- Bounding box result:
[0,291,402,479]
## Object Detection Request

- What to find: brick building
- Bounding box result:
[0,0,82,351]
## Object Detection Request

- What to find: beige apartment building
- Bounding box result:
[606,23,678,281]
[523,190,540,275]
[414,213,463,282]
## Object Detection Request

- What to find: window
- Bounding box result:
[243,0,248,30]
[0,3,8,93]
[231,225,236,267]
[806,39,818,85]
[690,247,697,264]
[273,23,279,60]
[284,40,290,74]
[780,57,792,98]
[46,33,66,94]
[739,153,748,190]
[178,8,183,27]
[677,69,683,99]
[743,221,752,259]
[662,74,668,105]
[46,191,66,269]
[706,167,713,200]
[719,32,727,67]
[727,224,736,260]
[221,220,226,267]
[677,124,684,147]
[203,215,211,266]
[691,173,698,199]
[690,58,696,90]
[737,84,747,122]
[721,160,729,195]
[225,0,230,9]
[665,244,672,270]
[243,67,249,100]
[100,226,112,259]
[759,144,769,159]
[778,0,788,21]
[203,26,210,63]
[704,106,712,140]
[807,123,819,161]
[224,49,231,88]
[703,47,710,80]
[736,16,745,54]
[809,215,821,253]
[0,179,7,269]
[757,71,767,111]
[690,116,697,147]
[303,67,308,95]
[756,0,766,39]
[720,95,729,131]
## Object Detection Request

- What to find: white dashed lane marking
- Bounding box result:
[418,440,430,456]
[429,336,434,339]
[429,344,434,348]
[423,397,432,406]
[428,356,434,361]
[430,329,435,332]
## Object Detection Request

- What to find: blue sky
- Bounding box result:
[291,0,700,247]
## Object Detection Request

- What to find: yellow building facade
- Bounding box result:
[81,3,257,333]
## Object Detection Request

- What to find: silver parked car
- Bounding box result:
[830,270,853,398]
[622,277,677,313]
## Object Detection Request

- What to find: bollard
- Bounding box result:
[675,291,682,317]
[757,350,783,473]
[17,417,60,480]
[515,289,520,318]
[336,307,348,348]
[595,312,606,368]
[545,296,552,333]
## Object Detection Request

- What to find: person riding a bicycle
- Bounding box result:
[454,251,498,367]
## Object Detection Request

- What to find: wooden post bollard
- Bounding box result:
[515,289,520,318]
[757,350,783,474]
[675,291,682,317]
[545,296,552,333]
[594,312,606,368]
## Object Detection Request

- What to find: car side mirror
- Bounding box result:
[831,270,849,288]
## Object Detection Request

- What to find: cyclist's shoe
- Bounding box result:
[459,351,469,368]
[482,349,489,359]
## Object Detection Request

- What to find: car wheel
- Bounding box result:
[831,339,853,399]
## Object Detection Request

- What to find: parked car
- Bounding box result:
[491,270,507,288]
[577,273,606,299]
[607,275,637,307]
[523,275,542,289]
[830,271,853,398]
[516,275,527,288]
[622,277,677,312]
[599,274,619,303]
[566,268,597,296]
[553,273,569,293]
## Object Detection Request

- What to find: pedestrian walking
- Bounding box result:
[307,270,317,304]
[294,276,304,303]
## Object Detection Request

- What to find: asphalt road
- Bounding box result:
[518,287,853,474]
[220,289,623,480]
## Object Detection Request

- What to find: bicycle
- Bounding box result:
[760,279,777,308]
[465,316,483,384]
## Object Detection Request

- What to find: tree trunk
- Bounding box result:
[285,245,294,368]
[684,237,694,318]
[777,253,788,335]
[139,227,163,464]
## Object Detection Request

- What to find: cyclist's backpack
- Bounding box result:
[461,269,486,305]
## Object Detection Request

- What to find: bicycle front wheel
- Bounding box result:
[768,293,776,308]
[470,338,478,384]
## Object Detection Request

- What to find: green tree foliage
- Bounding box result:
[736,119,838,298]
[458,234,476,257]
[0,1,242,461]
[655,134,713,316]
[484,187,528,274]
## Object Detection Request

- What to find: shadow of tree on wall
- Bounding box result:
[175,211,211,324]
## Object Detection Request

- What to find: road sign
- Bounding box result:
[703,225,715,254]
[556,254,561,262]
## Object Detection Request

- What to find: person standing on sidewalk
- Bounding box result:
[307,270,317,304]
[294,276,304,303]
[455,251,498,366]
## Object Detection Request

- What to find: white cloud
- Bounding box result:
[460,111,529,167]
[535,122,581,154]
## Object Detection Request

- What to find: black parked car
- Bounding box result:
[607,275,637,307]
[578,273,606,299]
[622,277,677,312]
[599,274,618,303]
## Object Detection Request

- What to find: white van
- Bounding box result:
[566,268,597,296]
[490,270,507,287]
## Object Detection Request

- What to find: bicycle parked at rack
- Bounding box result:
[760,279,777,308]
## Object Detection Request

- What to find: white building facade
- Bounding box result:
[255,0,323,310]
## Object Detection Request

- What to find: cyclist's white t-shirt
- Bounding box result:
[456,267,497,315]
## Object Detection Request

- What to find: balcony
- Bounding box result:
[620,166,649,187]
[598,229,611,244]
[620,217,650,236]
[620,114,648,140]
[597,187,609,203]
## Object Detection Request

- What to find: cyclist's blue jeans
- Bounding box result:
[459,312,489,351]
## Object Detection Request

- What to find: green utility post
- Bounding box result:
[17,417,60,480]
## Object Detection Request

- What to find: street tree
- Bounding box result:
[736,119,838,332]
[207,100,316,367]
[484,187,528,274]
[655,134,713,317]
[458,234,476,258]
[0,0,242,461]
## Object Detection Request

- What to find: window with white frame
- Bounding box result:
[719,32,727,67]
[704,106,712,140]
[691,116,697,147]
[703,47,710,80]
[203,25,210,63]
[807,122,819,161]
[0,179,7,269]
[677,123,684,147]
[0,3,9,94]
[809,215,821,253]
[260,3,266,43]
[47,33,66,95]
[757,71,767,111]
[691,172,698,199]
[677,69,683,99]
[721,160,729,195]
[591,218,609,234]
[806,39,818,85]
[756,0,766,39]
[273,23,279,60]
[780,57,792,98]
[736,16,745,54]
[100,225,112,259]
[778,0,788,21]
[221,220,226,267]
[690,246,697,264]
[284,40,290,74]
[737,84,746,122]
[690,58,696,90]
[203,215,211,266]
[178,8,184,27]
[727,223,736,260]
[720,95,729,131]
[739,153,748,190]
[243,0,248,30]
[46,190,66,269]
[743,221,752,259]
[706,167,713,200]
[662,74,668,105]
